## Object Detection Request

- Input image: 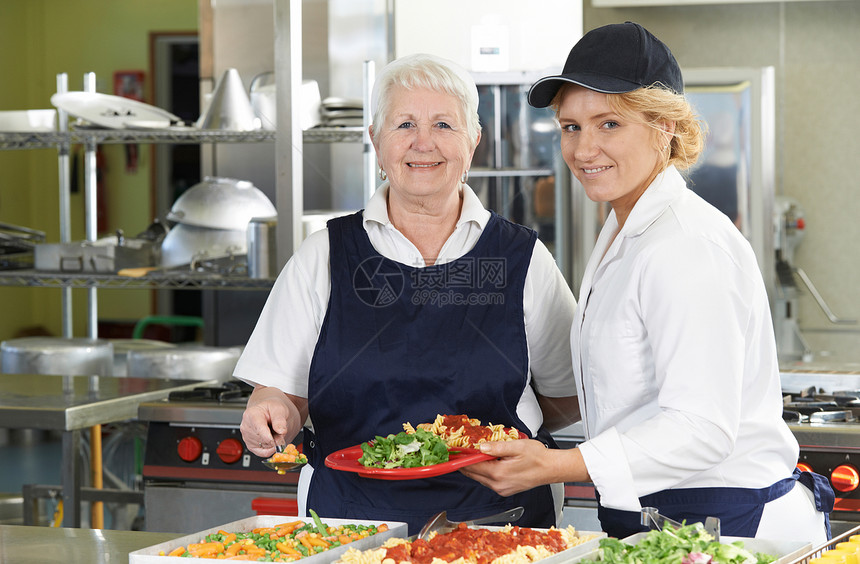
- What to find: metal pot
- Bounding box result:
[166,176,276,231]
[247,216,277,278]
[108,339,177,377]
[249,73,321,131]
[126,345,243,381]
[1,337,113,376]
[160,223,247,267]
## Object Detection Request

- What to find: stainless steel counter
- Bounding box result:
[0,524,181,563]
[0,374,210,429]
[0,374,215,528]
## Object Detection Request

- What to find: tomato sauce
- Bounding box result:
[382,523,567,564]
[441,415,494,446]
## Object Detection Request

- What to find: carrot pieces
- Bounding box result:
[157,514,388,560]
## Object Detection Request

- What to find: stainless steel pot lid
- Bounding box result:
[166,176,276,231]
[1,337,114,377]
[126,345,243,381]
[110,339,177,377]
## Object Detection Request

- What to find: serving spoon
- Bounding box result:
[262,442,307,474]
[417,506,525,540]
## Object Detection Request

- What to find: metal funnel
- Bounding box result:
[197,68,261,131]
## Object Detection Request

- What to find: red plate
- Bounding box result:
[324,445,494,480]
[324,431,528,480]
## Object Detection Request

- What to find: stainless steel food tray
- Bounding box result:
[34,240,157,273]
[129,515,407,563]
[570,532,812,564]
[787,524,860,564]
[330,526,606,564]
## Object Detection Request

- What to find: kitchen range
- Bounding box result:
[781,368,860,531]
[137,380,299,534]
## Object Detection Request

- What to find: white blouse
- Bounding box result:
[573,166,799,511]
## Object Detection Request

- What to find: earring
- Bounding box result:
[379,168,387,181]
[461,170,469,184]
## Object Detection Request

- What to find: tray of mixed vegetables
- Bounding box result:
[570,522,811,564]
[129,510,407,563]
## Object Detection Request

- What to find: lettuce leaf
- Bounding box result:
[597,523,777,564]
[357,429,450,468]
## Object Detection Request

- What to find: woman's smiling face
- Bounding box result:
[372,85,477,200]
[558,85,665,223]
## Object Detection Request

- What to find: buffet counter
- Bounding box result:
[0,524,181,563]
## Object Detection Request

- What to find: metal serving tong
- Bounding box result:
[640,506,720,542]
[417,506,525,541]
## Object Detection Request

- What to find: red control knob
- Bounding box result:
[217,438,245,464]
[177,436,203,462]
[832,464,860,493]
[796,462,813,474]
[795,217,805,230]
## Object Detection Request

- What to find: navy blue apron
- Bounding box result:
[597,468,834,539]
[304,211,557,535]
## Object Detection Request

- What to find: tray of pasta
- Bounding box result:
[333,524,606,564]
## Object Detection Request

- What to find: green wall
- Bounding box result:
[0,0,198,340]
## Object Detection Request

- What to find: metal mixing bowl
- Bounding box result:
[160,223,247,267]
[165,176,276,231]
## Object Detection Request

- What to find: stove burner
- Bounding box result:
[783,389,860,423]
[167,380,253,403]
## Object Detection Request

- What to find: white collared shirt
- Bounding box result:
[574,167,798,511]
[234,183,577,435]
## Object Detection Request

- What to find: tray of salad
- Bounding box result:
[569,523,812,564]
[129,511,407,562]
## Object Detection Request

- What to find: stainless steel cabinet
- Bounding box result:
[469,72,574,286]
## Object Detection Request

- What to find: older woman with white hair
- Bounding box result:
[235,53,579,533]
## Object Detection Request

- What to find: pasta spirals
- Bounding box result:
[336,524,596,564]
[403,414,522,449]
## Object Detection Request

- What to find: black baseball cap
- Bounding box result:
[528,21,683,108]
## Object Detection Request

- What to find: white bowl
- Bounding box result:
[0,109,57,132]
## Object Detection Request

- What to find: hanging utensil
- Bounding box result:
[417,506,524,541]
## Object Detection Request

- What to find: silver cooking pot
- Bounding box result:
[126,345,243,381]
[166,176,276,231]
[109,339,177,377]
[1,337,113,376]
[160,223,247,267]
